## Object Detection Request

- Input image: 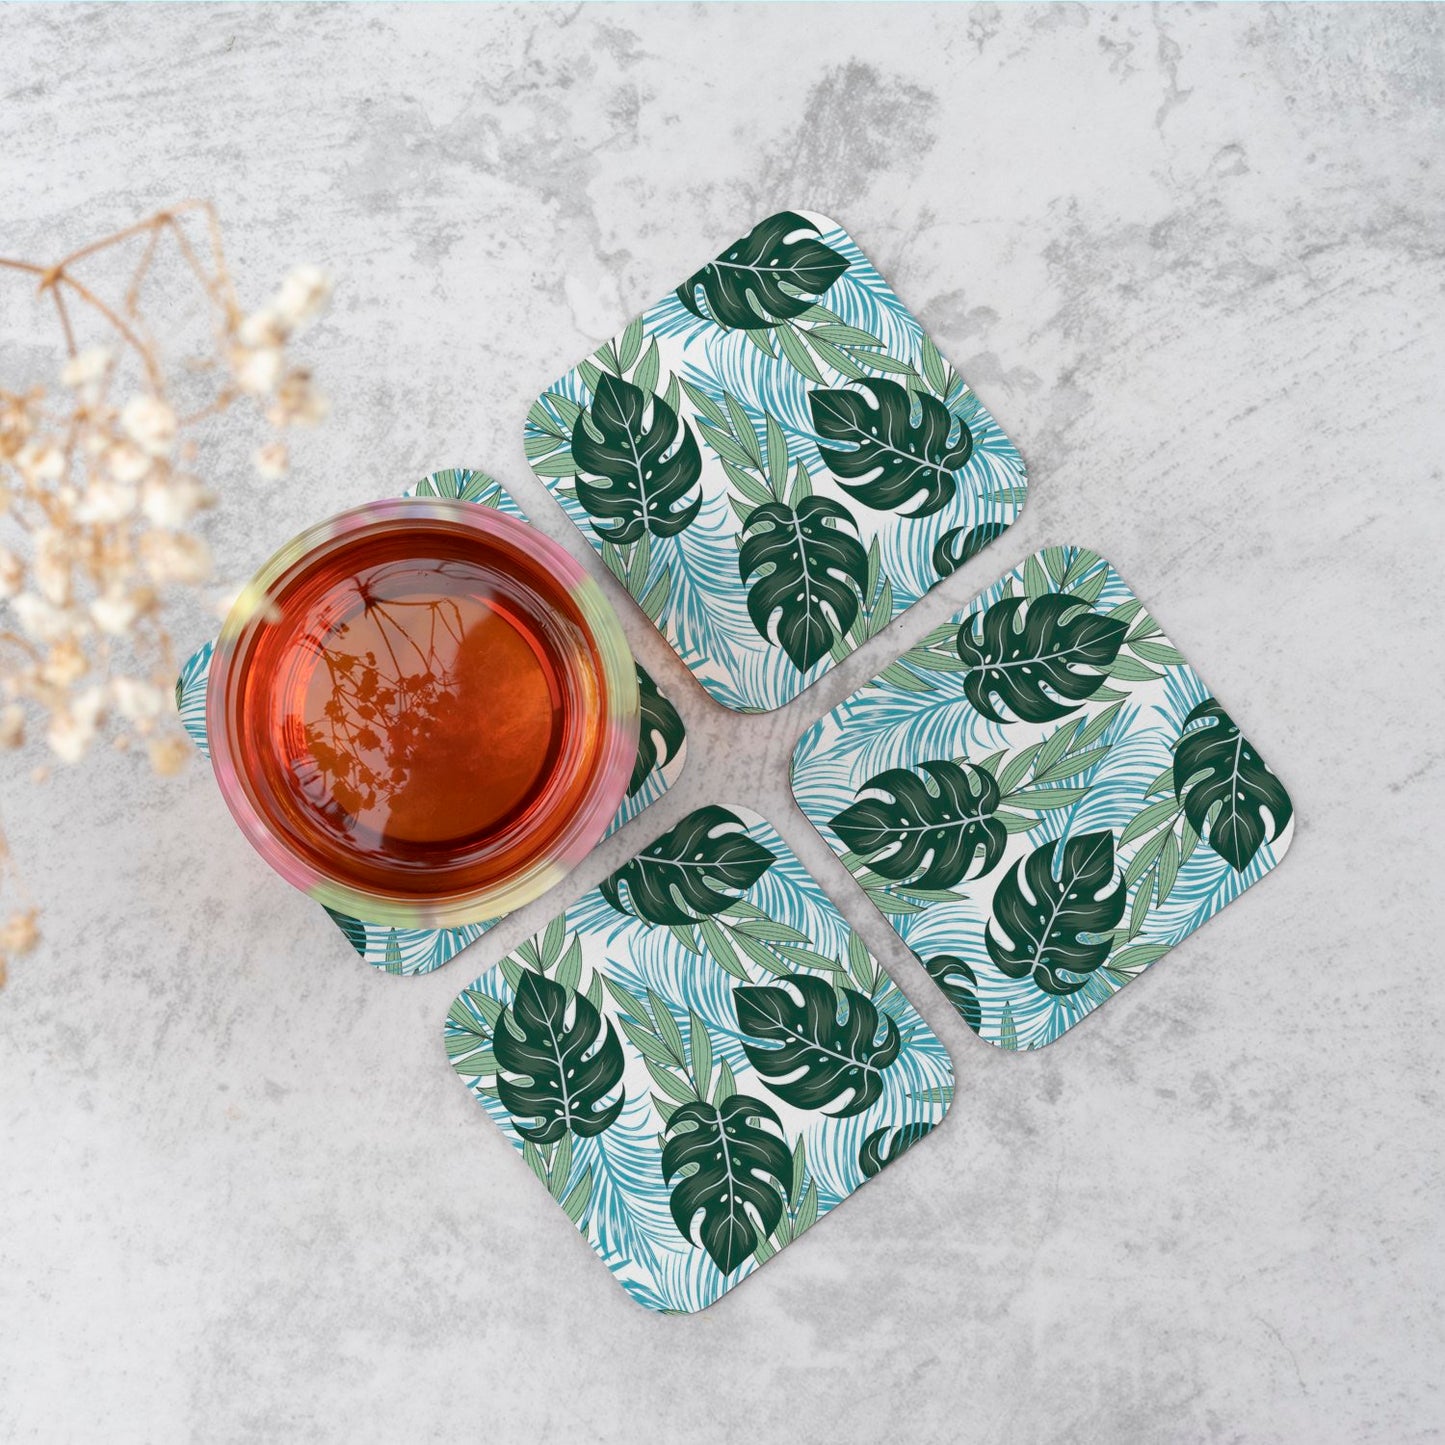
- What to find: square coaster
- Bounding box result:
[524,210,1028,712]
[445,805,955,1314]
[176,468,687,976]
[790,547,1295,1050]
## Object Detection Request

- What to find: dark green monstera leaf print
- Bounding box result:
[492,971,626,1144]
[932,521,1007,578]
[737,497,870,672]
[985,831,1127,996]
[809,378,973,519]
[956,592,1128,724]
[674,211,850,331]
[830,760,1007,889]
[629,665,685,796]
[600,806,776,924]
[570,372,703,545]
[859,1121,935,1179]
[735,975,901,1118]
[1173,699,1293,871]
[921,955,983,1034]
[661,1094,793,1273]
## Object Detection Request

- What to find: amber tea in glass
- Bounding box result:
[208,500,638,927]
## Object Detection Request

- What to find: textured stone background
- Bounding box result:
[2,5,1442,1441]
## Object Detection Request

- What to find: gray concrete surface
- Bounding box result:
[2,5,1442,1441]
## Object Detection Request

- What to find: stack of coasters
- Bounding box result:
[791,547,1295,1050]
[445,805,953,1314]
[524,210,1028,712]
[175,469,688,975]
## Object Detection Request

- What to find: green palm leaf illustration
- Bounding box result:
[808,378,972,518]
[735,975,901,1118]
[859,1121,935,1178]
[956,592,1128,724]
[985,831,1127,996]
[675,211,850,331]
[600,806,776,924]
[492,971,626,1144]
[1173,699,1293,871]
[737,496,869,672]
[629,666,685,796]
[830,760,1007,889]
[571,372,702,545]
[661,1094,793,1273]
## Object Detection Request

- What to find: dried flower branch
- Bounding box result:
[0,200,332,988]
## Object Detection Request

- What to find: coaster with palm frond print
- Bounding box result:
[524,210,1028,712]
[790,546,1295,1051]
[175,468,687,976]
[445,804,954,1314]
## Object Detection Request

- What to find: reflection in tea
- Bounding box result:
[284,559,566,859]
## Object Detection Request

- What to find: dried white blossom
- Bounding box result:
[120,395,177,458]
[32,529,72,605]
[46,685,107,765]
[0,546,23,599]
[253,441,288,480]
[107,440,152,485]
[112,675,164,723]
[268,368,329,428]
[139,530,211,585]
[16,439,64,484]
[0,703,24,749]
[146,734,189,777]
[0,395,33,462]
[61,346,113,397]
[232,346,283,396]
[239,309,287,349]
[10,592,77,643]
[0,910,38,956]
[38,639,88,688]
[274,265,332,327]
[90,589,146,637]
[140,473,211,528]
[75,476,137,524]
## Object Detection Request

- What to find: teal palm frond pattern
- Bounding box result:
[791,547,1296,1050]
[525,210,1027,713]
[174,469,687,976]
[446,806,954,1314]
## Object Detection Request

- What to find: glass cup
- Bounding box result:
[207,498,639,927]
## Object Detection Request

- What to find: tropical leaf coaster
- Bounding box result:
[525,210,1028,712]
[445,805,954,1314]
[790,547,1295,1051]
[175,468,688,976]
